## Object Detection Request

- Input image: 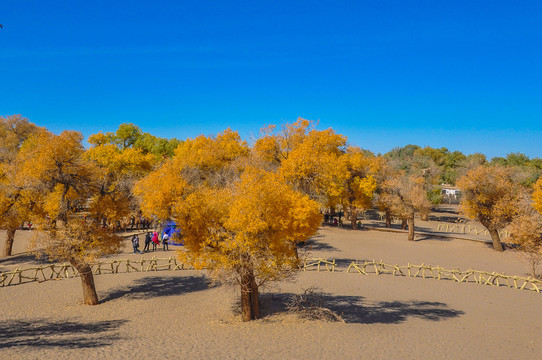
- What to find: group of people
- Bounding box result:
[131,231,170,254]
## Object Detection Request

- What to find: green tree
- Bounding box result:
[91,123,182,159]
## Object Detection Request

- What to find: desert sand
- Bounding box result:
[1,226,541,359]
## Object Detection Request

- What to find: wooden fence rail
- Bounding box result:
[346,260,542,293]
[2,257,541,294]
[301,258,336,272]
[0,257,190,287]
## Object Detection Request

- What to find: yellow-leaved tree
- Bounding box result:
[335,148,380,228]
[0,115,42,257]
[134,129,249,222]
[254,118,348,211]
[508,192,542,277]
[135,129,322,321]
[533,177,542,215]
[85,132,156,228]
[16,130,123,304]
[176,168,321,321]
[457,165,521,251]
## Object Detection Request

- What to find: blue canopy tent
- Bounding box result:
[162,221,183,246]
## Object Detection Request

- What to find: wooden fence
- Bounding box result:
[346,260,541,293]
[301,258,336,272]
[2,257,541,294]
[0,257,190,287]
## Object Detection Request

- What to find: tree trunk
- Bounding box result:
[240,269,259,321]
[401,218,407,230]
[487,227,504,252]
[385,210,391,228]
[249,273,259,318]
[350,207,357,229]
[73,262,99,305]
[2,227,17,258]
[407,212,415,241]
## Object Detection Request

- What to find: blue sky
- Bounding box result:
[1,1,541,158]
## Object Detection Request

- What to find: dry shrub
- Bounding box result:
[286,287,344,322]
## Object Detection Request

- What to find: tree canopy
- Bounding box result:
[16,129,123,304]
[457,165,522,251]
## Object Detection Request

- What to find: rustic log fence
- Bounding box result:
[2,257,541,294]
[0,257,190,287]
[346,260,541,293]
[301,258,336,272]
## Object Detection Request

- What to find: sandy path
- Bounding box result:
[1,227,541,359]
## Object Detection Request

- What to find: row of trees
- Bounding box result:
[2,115,542,320]
[0,116,180,304]
[385,144,542,186]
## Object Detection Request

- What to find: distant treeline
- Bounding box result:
[383,145,541,186]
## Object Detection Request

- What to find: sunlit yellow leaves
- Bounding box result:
[87,193,130,224]
[278,126,347,202]
[85,144,154,175]
[17,130,90,189]
[12,128,125,266]
[533,177,542,214]
[173,167,322,283]
[41,184,66,219]
[31,219,122,265]
[457,165,523,250]
[351,174,377,208]
[85,129,158,224]
[87,131,112,146]
[174,128,249,172]
[253,134,280,164]
[134,159,188,220]
[457,165,520,229]
[0,117,42,241]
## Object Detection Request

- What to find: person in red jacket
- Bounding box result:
[151,231,159,251]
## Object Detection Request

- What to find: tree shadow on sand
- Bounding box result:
[299,238,338,252]
[259,292,464,324]
[0,251,53,266]
[101,275,212,303]
[413,234,453,242]
[0,318,127,349]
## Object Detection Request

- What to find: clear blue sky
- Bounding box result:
[1,1,541,158]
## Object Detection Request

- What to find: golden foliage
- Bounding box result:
[174,128,249,172]
[508,192,542,247]
[16,130,93,194]
[175,167,322,283]
[31,218,122,265]
[508,193,542,277]
[457,165,520,229]
[85,144,154,176]
[17,128,125,304]
[253,118,348,205]
[533,177,542,215]
[339,148,381,207]
[84,130,157,224]
[457,165,523,251]
[134,159,188,220]
[279,127,346,199]
[15,129,124,263]
[134,129,249,220]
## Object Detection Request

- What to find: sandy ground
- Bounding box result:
[1,227,541,359]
